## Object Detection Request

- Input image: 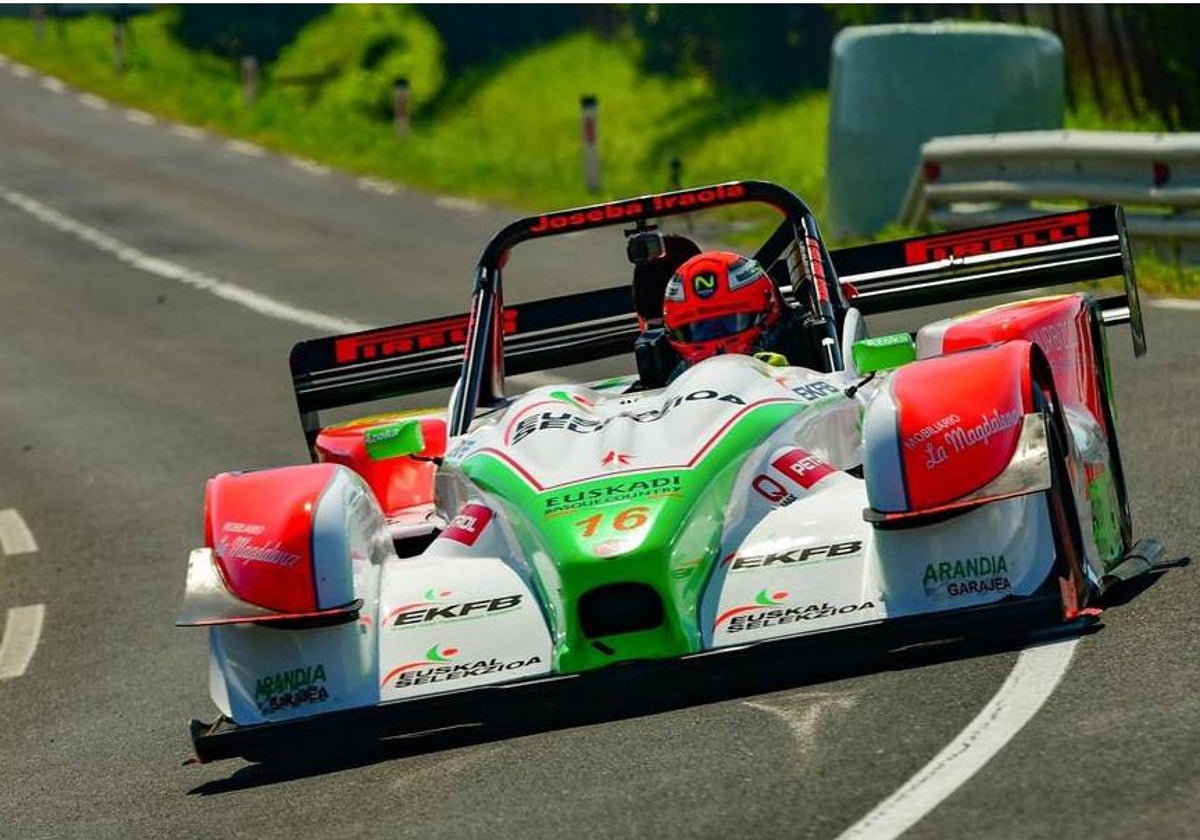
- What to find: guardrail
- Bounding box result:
[899,130,1200,260]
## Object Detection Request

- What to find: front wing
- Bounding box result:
[191,579,1069,763]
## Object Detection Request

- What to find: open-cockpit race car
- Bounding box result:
[178,180,1164,762]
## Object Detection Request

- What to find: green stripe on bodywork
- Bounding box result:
[462,401,804,673]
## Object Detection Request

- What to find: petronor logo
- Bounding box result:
[692,272,718,298]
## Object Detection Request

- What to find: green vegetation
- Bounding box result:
[0,9,828,215]
[0,6,1195,295]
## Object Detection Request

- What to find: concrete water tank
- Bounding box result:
[827,22,1063,239]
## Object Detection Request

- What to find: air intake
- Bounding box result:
[579,583,664,638]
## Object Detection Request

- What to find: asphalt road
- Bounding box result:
[1,62,1198,840]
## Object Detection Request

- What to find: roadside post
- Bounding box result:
[669,155,693,231]
[112,11,127,75]
[393,77,410,137]
[31,5,45,42]
[240,56,258,105]
[581,95,600,193]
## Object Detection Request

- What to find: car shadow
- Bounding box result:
[1100,554,1191,608]
[186,618,1087,795]
[188,557,1191,794]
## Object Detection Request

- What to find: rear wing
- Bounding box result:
[830,204,1145,355]
[290,195,1143,453]
[289,286,639,454]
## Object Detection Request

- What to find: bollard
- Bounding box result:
[31,5,45,42]
[240,56,258,105]
[581,95,600,194]
[112,15,126,75]
[393,77,410,137]
[668,155,693,232]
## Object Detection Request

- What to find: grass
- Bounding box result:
[0,9,829,214]
[0,7,1195,295]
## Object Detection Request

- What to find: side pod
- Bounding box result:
[179,464,394,725]
[863,340,1044,518]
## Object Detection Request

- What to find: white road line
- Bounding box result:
[836,634,1079,840]
[435,196,485,214]
[358,177,401,196]
[11,63,32,79]
[0,605,45,680]
[78,92,108,111]
[226,139,265,157]
[289,157,330,176]
[124,109,155,125]
[0,509,37,556]
[40,76,65,94]
[1150,297,1200,312]
[0,187,369,335]
[171,124,206,140]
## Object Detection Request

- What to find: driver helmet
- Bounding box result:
[662,251,781,365]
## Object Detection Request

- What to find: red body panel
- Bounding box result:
[316,414,446,519]
[893,342,1034,510]
[206,465,337,613]
[940,296,1104,433]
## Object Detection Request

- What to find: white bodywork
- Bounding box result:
[197,347,1075,726]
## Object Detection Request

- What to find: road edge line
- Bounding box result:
[835,634,1079,840]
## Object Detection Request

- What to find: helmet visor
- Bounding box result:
[669,312,766,343]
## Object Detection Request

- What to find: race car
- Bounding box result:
[178,180,1163,762]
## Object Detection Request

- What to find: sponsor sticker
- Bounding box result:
[904,414,961,451]
[334,311,518,364]
[664,274,686,302]
[383,644,543,689]
[601,451,634,467]
[692,271,718,299]
[216,534,301,568]
[388,593,523,628]
[752,474,796,507]
[716,596,874,633]
[510,390,746,445]
[593,539,633,558]
[442,504,493,546]
[791,380,841,402]
[731,540,862,571]
[728,257,765,291]
[922,408,1022,470]
[221,521,265,536]
[255,664,329,715]
[922,555,1011,597]
[771,448,835,490]
[903,212,1091,265]
[544,475,682,515]
[524,183,750,233]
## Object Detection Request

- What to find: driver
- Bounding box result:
[662,251,792,369]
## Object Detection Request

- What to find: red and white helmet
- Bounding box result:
[662,251,781,365]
